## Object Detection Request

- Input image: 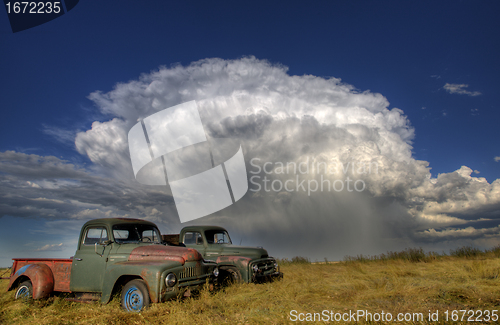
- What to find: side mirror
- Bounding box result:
[102,239,113,246]
[94,240,111,257]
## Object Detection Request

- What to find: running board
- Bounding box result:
[65,293,101,303]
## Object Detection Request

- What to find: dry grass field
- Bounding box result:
[1,246,499,324]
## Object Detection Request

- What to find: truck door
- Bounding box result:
[70,225,111,292]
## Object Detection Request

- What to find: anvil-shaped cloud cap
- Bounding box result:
[128,101,248,223]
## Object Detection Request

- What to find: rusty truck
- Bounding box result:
[7,218,218,312]
[163,225,282,283]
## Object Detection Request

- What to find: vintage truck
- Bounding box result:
[163,225,282,283]
[7,218,219,312]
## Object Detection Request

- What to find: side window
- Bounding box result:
[83,227,108,246]
[183,231,203,245]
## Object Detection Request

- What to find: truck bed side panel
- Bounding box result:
[162,234,180,245]
[10,258,73,292]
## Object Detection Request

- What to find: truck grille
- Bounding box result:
[179,266,201,279]
[254,260,276,274]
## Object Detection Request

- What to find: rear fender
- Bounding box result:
[8,264,54,299]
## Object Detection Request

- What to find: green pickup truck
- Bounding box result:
[163,225,283,283]
[7,218,218,312]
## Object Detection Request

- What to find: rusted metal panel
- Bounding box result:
[141,267,159,303]
[162,234,180,245]
[9,258,73,293]
[129,245,202,263]
[6,260,18,290]
[52,261,72,292]
[129,254,185,264]
[8,263,53,298]
[216,255,251,266]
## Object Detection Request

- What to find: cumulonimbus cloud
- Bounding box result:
[73,57,500,255]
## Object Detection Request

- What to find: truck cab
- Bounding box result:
[177,225,282,283]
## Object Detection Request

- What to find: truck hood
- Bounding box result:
[216,245,269,259]
[129,245,202,265]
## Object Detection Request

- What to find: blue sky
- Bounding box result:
[1,1,499,267]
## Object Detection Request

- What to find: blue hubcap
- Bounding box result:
[16,285,30,299]
[124,287,143,311]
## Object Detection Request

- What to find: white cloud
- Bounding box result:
[0,150,87,179]
[408,166,500,225]
[443,83,481,96]
[42,125,78,146]
[494,157,500,162]
[76,58,415,177]
[36,243,64,251]
[416,226,500,241]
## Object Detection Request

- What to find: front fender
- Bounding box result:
[8,264,54,299]
[101,260,183,304]
[216,256,252,282]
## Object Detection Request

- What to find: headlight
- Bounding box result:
[213,267,219,277]
[252,264,259,273]
[165,273,177,287]
[274,262,278,270]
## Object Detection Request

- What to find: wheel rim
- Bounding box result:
[124,287,143,312]
[15,285,30,300]
[230,270,239,282]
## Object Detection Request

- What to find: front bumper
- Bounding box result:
[252,270,283,283]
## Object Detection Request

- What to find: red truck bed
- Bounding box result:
[10,258,73,292]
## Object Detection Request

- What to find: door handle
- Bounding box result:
[75,258,83,261]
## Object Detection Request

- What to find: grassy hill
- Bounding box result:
[1,246,499,324]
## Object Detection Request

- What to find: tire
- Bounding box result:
[15,280,33,301]
[221,267,242,285]
[121,279,150,312]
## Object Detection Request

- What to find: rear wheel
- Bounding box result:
[121,279,150,312]
[15,280,33,301]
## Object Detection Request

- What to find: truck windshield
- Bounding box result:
[112,224,161,244]
[205,230,232,244]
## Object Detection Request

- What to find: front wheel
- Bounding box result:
[15,280,33,301]
[228,268,242,283]
[121,279,150,312]
[219,267,242,285]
